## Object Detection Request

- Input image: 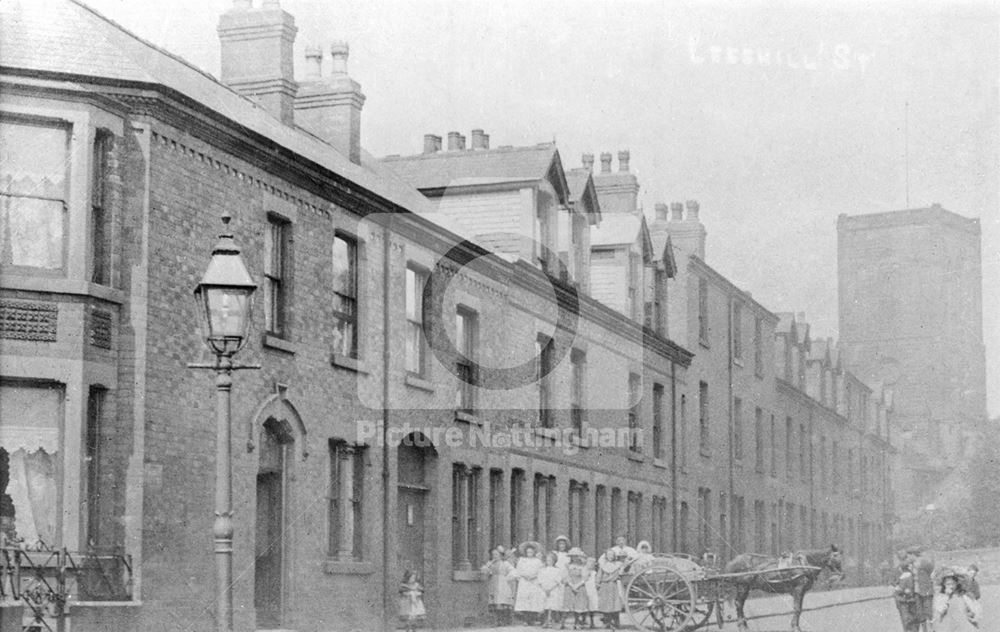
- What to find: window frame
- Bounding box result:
[699,381,710,456]
[570,349,586,437]
[405,264,429,375]
[328,440,365,561]
[264,213,291,338]
[332,232,359,359]
[455,306,478,413]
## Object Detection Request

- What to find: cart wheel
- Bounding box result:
[624,566,695,631]
[676,599,714,631]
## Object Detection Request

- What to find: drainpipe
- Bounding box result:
[382,217,392,632]
[726,299,735,558]
[808,406,815,547]
[670,360,678,551]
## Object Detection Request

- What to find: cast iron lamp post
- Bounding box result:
[191,213,257,632]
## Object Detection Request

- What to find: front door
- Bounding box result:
[255,471,283,628]
[397,487,425,576]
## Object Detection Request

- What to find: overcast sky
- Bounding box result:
[81,0,1000,415]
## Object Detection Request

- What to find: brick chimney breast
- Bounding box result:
[670,202,684,221]
[618,149,630,172]
[600,152,612,173]
[218,0,299,124]
[582,153,594,172]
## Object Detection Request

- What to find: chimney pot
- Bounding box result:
[483,133,490,149]
[670,202,684,221]
[447,131,461,151]
[423,134,442,154]
[304,45,322,79]
[458,134,467,150]
[655,202,669,221]
[600,152,612,173]
[471,129,487,150]
[330,41,349,75]
[618,149,630,172]
[685,200,700,221]
[582,153,594,172]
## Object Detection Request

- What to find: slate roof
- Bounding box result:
[0,0,434,215]
[566,168,600,222]
[380,144,569,204]
[590,214,653,261]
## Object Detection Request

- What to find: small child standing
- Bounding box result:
[399,570,426,632]
[584,557,599,629]
[562,548,590,630]
[539,552,565,628]
[482,546,515,626]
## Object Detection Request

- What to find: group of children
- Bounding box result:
[893,546,983,632]
[480,535,653,630]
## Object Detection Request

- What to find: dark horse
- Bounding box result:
[723,546,844,632]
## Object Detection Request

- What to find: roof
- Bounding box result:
[566,168,601,223]
[380,144,569,204]
[646,224,676,276]
[590,213,653,261]
[776,312,796,335]
[0,0,435,216]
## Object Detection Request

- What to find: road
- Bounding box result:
[438,584,999,632]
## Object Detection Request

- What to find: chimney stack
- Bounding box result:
[447,131,462,150]
[423,134,442,154]
[655,202,669,221]
[685,200,700,221]
[670,202,684,221]
[600,152,612,173]
[304,45,322,79]
[582,153,594,172]
[471,129,489,150]
[218,0,299,125]
[293,40,366,164]
[618,149,630,172]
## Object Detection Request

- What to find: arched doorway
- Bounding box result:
[254,417,293,629]
[396,433,436,581]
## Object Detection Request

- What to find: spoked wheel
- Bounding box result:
[675,599,714,631]
[624,566,695,631]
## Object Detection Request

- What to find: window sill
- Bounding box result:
[733,358,744,367]
[263,333,296,354]
[699,338,710,350]
[653,458,668,469]
[0,275,126,304]
[454,410,480,425]
[324,559,375,575]
[452,569,483,582]
[405,374,434,392]
[331,353,369,374]
[70,600,141,607]
[627,451,644,462]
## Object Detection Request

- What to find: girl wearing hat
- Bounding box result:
[399,570,426,632]
[934,571,980,631]
[596,548,626,630]
[539,552,565,628]
[553,535,572,571]
[562,548,590,630]
[481,546,515,626]
[511,543,546,625]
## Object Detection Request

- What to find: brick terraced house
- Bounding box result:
[0,1,894,631]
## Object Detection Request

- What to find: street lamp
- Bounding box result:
[192,212,256,632]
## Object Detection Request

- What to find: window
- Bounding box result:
[699,381,709,455]
[628,373,642,453]
[595,485,607,550]
[754,500,766,552]
[754,407,764,473]
[569,481,586,546]
[489,469,502,549]
[264,215,291,337]
[679,501,690,553]
[537,335,553,428]
[611,487,622,540]
[733,397,743,461]
[718,492,727,554]
[0,120,68,271]
[455,308,477,413]
[0,381,63,548]
[832,441,840,488]
[753,317,763,376]
[799,424,807,480]
[627,492,641,542]
[819,436,827,490]
[533,474,554,545]
[697,277,709,344]
[332,234,358,358]
[91,131,112,285]
[785,417,793,478]
[570,350,586,436]
[697,488,711,553]
[451,464,480,569]
[84,386,106,547]
[732,302,743,361]
[770,414,777,477]
[653,267,667,335]
[328,441,365,559]
[510,469,525,544]
[405,265,427,374]
[652,383,664,459]
[628,251,640,321]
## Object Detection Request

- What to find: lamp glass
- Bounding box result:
[197,285,254,355]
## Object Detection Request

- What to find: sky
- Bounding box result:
[80,0,1000,415]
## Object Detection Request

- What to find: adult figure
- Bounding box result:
[609,535,638,566]
[481,546,515,625]
[907,547,935,632]
[596,548,625,630]
[893,558,920,632]
[933,571,979,632]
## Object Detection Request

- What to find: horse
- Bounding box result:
[723,545,844,632]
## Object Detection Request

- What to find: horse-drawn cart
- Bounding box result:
[621,549,839,632]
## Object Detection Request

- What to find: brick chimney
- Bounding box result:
[670,202,684,221]
[471,129,489,150]
[654,202,668,221]
[666,200,705,260]
[294,41,367,164]
[599,152,612,173]
[218,0,298,125]
[582,153,594,172]
[618,149,630,172]
[423,134,442,154]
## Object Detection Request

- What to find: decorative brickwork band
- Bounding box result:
[90,308,113,349]
[0,300,58,342]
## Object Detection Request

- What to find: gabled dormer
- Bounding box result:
[563,167,602,292]
[589,212,653,322]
